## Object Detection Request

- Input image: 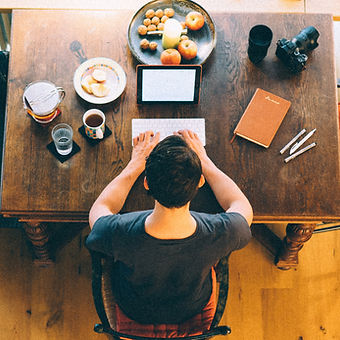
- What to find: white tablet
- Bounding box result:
[136,65,202,104]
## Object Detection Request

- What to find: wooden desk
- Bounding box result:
[2,9,339,268]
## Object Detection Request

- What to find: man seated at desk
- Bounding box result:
[86,129,253,324]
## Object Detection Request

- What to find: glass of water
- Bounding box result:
[52,123,73,155]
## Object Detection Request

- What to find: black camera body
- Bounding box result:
[276,26,319,73]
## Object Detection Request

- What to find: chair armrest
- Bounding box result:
[211,254,230,328]
[89,249,112,330]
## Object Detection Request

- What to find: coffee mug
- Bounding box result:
[23,80,65,124]
[83,109,105,139]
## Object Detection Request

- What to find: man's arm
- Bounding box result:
[178,130,253,226]
[89,131,160,229]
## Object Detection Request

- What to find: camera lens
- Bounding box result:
[293,26,319,52]
[248,25,273,64]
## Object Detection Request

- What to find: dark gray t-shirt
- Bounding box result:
[86,210,251,324]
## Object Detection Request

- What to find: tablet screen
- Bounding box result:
[137,65,202,104]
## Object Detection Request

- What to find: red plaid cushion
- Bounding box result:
[115,268,217,338]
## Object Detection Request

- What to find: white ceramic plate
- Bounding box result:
[73,57,127,104]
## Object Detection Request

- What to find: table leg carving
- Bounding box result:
[22,222,54,266]
[275,223,316,270]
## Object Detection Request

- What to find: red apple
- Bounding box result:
[185,11,205,31]
[160,48,181,64]
[178,39,198,60]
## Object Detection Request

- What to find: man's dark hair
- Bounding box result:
[145,135,202,208]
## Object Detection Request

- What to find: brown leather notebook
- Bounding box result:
[232,88,291,148]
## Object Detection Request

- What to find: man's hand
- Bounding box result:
[131,131,160,174]
[176,129,253,226]
[176,129,207,162]
[89,130,160,228]
[176,129,213,177]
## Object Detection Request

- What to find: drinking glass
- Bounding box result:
[52,123,73,155]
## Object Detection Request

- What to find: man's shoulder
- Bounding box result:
[94,210,152,223]
[191,211,248,227]
[93,210,152,231]
[87,210,152,253]
[191,211,251,247]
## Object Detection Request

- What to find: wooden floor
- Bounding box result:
[1,225,340,340]
[1,0,340,339]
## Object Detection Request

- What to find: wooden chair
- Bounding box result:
[89,249,231,339]
[0,50,8,151]
[0,51,21,229]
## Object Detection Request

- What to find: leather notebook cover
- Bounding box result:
[233,88,291,148]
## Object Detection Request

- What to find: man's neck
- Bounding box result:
[145,201,197,239]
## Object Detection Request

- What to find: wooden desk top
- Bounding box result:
[1,9,339,223]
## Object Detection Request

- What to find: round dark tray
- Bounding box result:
[127,0,216,65]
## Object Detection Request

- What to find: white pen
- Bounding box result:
[284,142,317,163]
[289,128,316,155]
[279,128,306,154]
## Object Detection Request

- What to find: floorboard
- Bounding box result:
[1,225,340,340]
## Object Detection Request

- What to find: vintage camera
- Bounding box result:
[275,26,319,73]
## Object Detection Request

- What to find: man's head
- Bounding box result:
[145,135,203,208]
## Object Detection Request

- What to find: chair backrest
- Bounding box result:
[0,49,8,189]
[0,50,8,106]
[0,50,20,229]
[0,50,9,158]
[89,249,231,339]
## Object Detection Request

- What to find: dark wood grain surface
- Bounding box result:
[1,10,339,223]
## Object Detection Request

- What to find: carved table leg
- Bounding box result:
[22,222,54,266]
[275,223,316,270]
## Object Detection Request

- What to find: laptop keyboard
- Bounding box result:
[131,118,206,145]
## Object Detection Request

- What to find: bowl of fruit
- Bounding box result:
[127,0,216,65]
